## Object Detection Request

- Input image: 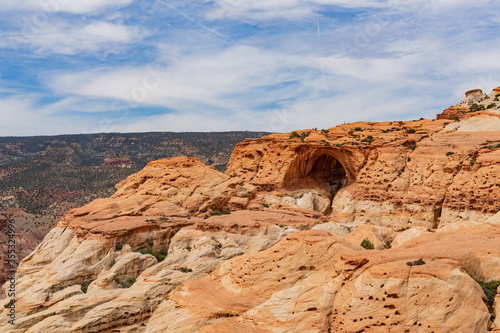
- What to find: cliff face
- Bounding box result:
[226,89,500,230]
[1,87,500,333]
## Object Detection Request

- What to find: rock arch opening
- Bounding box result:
[307,154,347,199]
[283,152,350,214]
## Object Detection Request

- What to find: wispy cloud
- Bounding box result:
[0,0,499,135]
[0,0,134,14]
[206,0,388,21]
[46,45,304,109]
[2,20,147,55]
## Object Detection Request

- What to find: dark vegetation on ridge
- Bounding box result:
[0,131,269,271]
[0,131,269,215]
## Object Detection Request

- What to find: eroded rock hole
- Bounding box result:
[307,154,347,197]
[283,153,349,214]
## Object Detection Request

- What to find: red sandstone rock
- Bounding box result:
[1,87,500,332]
[466,88,484,97]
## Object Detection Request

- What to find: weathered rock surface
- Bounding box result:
[226,87,500,230]
[1,87,499,332]
[145,225,499,332]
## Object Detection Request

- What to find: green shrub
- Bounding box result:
[321,139,330,146]
[179,267,193,273]
[406,128,416,134]
[475,280,500,309]
[209,210,231,216]
[261,203,269,208]
[446,152,454,156]
[361,135,374,144]
[115,244,123,251]
[384,241,392,249]
[109,259,116,268]
[406,258,425,266]
[81,281,93,293]
[360,239,374,250]
[487,103,497,109]
[115,276,136,288]
[159,216,169,222]
[290,131,311,142]
[186,246,192,251]
[313,214,321,219]
[354,127,363,131]
[321,129,329,134]
[469,103,485,112]
[136,245,168,262]
[450,116,460,121]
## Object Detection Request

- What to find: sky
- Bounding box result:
[0,0,500,136]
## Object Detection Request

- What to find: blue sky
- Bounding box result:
[0,0,500,136]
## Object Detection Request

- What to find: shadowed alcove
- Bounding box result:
[306,154,347,198]
[283,151,351,213]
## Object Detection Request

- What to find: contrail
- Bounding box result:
[317,16,325,80]
[156,1,234,43]
[317,16,321,42]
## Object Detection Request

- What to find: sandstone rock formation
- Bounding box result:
[227,88,500,230]
[439,87,500,120]
[1,87,499,332]
[145,224,499,332]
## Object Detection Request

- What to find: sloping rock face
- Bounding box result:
[0,156,321,332]
[226,88,500,230]
[146,224,499,333]
[1,87,500,332]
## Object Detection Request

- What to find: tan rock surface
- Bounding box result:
[226,88,500,229]
[0,208,319,332]
[1,87,500,332]
[344,224,395,250]
[145,225,499,332]
[391,225,429,247]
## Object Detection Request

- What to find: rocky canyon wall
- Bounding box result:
[1,87,499,333]
[226,89,500,230]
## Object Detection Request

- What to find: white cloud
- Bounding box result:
[206,0,497,21]
[205,0,392,21]
[0,96,56,136]
[0,0,133,14]
[47,45,301,110]
[41,43,447,133]
[2,0,500,136]
[2,21,147,55]
[206,0,313,21]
